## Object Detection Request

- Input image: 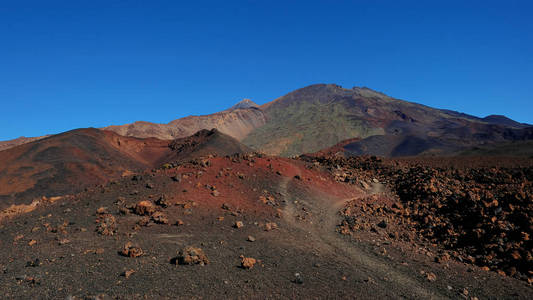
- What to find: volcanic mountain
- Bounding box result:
[1,84,531,157]
[0,128,251,210]
[98,84,533,157]
[243,84,533,156]
[0,128,170,209]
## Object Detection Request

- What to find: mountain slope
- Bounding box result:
[0,127,256,210]
[103,103,266,141]
[0,128,172,209]
[243,84,533,156]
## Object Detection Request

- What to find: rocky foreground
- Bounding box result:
[0,153,531,298]
[301,154,533,284]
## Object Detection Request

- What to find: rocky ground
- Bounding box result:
[300,154,533,285]
[0,154,532,299]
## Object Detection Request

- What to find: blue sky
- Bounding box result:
[1,0,532,140]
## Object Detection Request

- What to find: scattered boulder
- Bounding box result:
[96,214,117,236]
[155,195,170,208]
[120,242,144,258]
[240,255,256,269]
[264,222,278,231]
[151,212,169,224]
[172,247,209,266]
[134,201,156,216]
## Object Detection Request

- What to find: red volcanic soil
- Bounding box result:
[0,154,531,298]
[0,128,171,209]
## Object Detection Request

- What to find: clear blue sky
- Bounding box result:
[1,0,532,140]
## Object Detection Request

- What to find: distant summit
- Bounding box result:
[227,99,259,111]
[482,115,529,128]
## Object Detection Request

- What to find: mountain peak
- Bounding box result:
[482,114,528,128]
[227,99,259,111]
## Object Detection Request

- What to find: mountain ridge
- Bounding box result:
[1,83,530,156]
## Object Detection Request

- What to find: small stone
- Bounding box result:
[426,272,437,282]
[247,236,256,242]
[28,240,37,246]
[360,181,371,190]
[264,222,278,231]
[377,220,387,229]
[234,221,244,229]
[293,273,304,284]
[25,258,40,267]
[121,269,135,278]
[96,207,108,214]
[175,219,184,226]
[58,239,70,245]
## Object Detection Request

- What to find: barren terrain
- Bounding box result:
[1,152,531,298]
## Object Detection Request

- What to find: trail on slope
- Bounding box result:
[278,176,445,299]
